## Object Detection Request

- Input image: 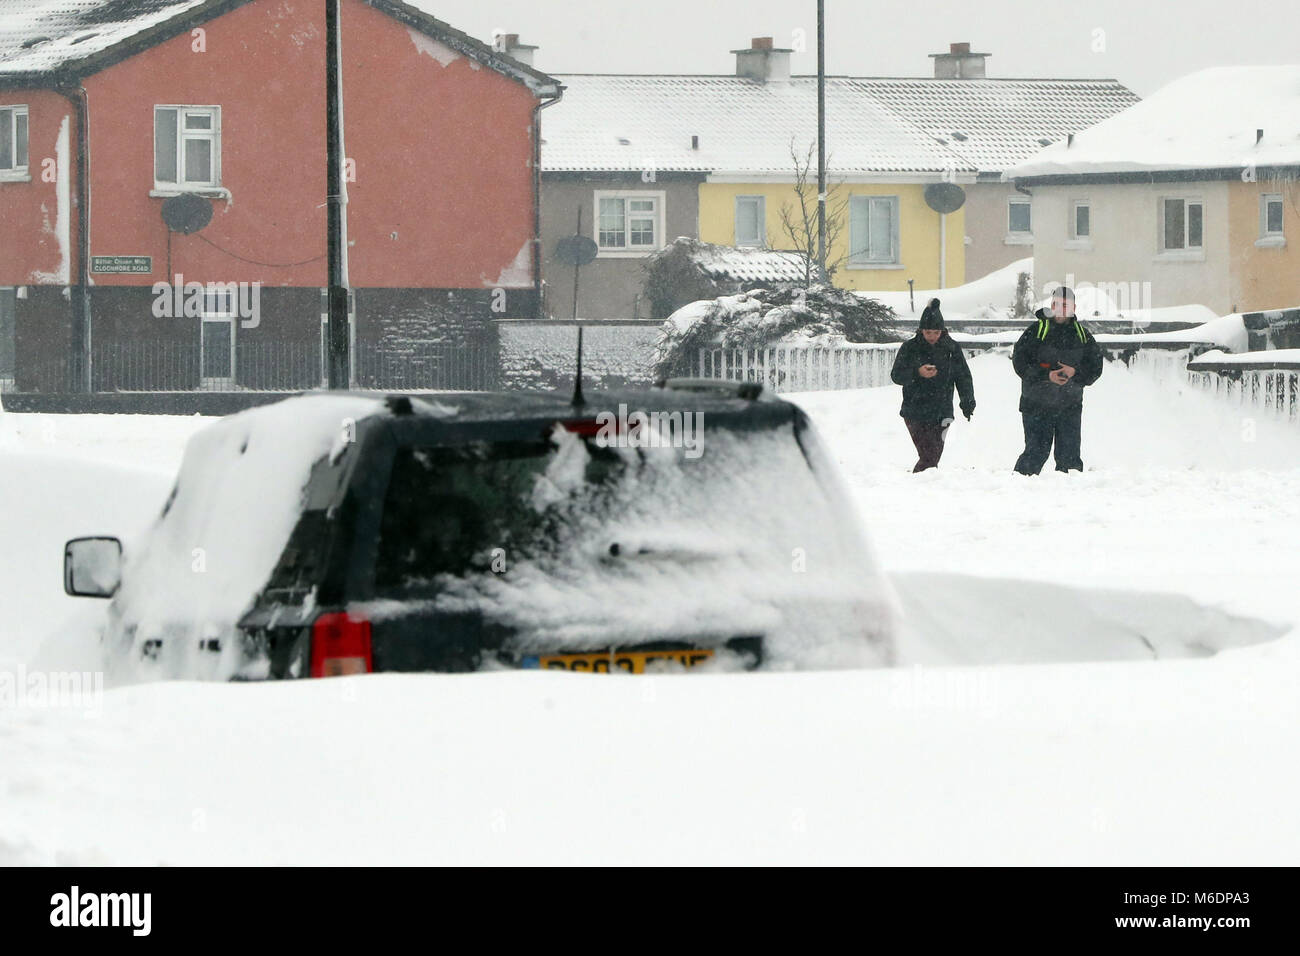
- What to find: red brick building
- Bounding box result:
[0,0,561,393]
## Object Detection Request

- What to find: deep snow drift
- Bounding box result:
[2,351,1299,864]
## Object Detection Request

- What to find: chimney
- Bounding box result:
[732,36,792,83]
[494,32,538,67]
[929,41,990,79]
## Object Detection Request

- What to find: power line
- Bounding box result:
[192,232,326,268]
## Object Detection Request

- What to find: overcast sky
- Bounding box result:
[414,0,1296,96]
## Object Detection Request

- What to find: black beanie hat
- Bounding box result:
[919,298,945,330]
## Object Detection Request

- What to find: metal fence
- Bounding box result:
[16,340,500,393]
[696,343,901,393]
[1186,366,1300,423]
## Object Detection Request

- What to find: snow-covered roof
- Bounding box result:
[0,0,561,96]
[1007,66,1300,180]
[853,78,1139,173]
[541,74,1136,176]
[543,75,978,176]
[691,245,810,284]
[0,0,208,76]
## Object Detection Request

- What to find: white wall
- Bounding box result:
[1028,181,1231,314]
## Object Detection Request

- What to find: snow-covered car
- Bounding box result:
[63,383,897,680]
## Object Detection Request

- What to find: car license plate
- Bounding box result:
[530,649,715,673]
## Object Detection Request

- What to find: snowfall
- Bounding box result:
[1,349,1299,865]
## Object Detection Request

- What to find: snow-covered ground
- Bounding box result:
[2,357,1299,865]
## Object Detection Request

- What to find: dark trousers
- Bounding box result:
[1015,406,1084,475]
[905,419,949,472]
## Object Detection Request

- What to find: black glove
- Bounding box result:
[961,401,975,421]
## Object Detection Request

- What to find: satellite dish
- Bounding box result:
[924,183,966,215]
[554,234,598,266]
[161,193,213,234]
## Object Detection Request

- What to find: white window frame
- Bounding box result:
[0,105,30,180]
[734,195,766,247]
[847,194,901,268]
[593,190,665,257]
[1071,201,1091,239]
[1258,193,1285,247]
[154,105,222,193]
[1157,196,1204,258]
[1006,198,1032,244]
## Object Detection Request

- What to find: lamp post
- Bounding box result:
[816,0,826,280]
[325,0,349,388]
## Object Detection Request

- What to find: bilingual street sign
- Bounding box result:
[91,256,153,274]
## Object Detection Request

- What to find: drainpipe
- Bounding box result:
[56,80,90,393]
[533,88,563,320]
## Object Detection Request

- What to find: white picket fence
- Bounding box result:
[693,340,1300,424]
[1186,367,1300,423]
[695,343,900,393]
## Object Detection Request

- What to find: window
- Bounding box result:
[1008,198,1032,234]
[0,105,29,177]
[1160,198,1203,252]
[848,195,900,265]
[735,195,766,247]
[1261,194,1284,238]
[155,106,220,189]
[594,191,664,253]
[1071,201,1091,239]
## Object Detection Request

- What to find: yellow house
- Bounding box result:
[698,181,968,292]
[1228,178,1300,313]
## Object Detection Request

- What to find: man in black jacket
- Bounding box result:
[1011,286,1103,474]
[890,298,975,472]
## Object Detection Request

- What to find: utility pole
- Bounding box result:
[816,0,826,281]
[325,0,349,388]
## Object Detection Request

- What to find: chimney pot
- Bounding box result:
[503,33,519,47]
[691,135,699,150]
[950,42,970,54]
[1257,128,1264,144]
[753,36,773,50]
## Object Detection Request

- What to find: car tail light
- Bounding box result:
[310,612,373,678]
[558,419,605,437]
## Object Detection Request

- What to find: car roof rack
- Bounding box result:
[655,378,763,400]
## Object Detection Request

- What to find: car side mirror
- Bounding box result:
[64,537,123,598]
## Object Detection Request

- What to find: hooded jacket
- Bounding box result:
[890,329,975,422]
[1012,308,1104,412]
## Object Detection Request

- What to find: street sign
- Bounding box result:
[91,256,152,274]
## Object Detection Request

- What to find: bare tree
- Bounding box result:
[776,137,849,286]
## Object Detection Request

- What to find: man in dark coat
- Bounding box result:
[1011,286,1104,475]
[889,298,975,472]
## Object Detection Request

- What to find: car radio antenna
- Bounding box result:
[571,325,585,407]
